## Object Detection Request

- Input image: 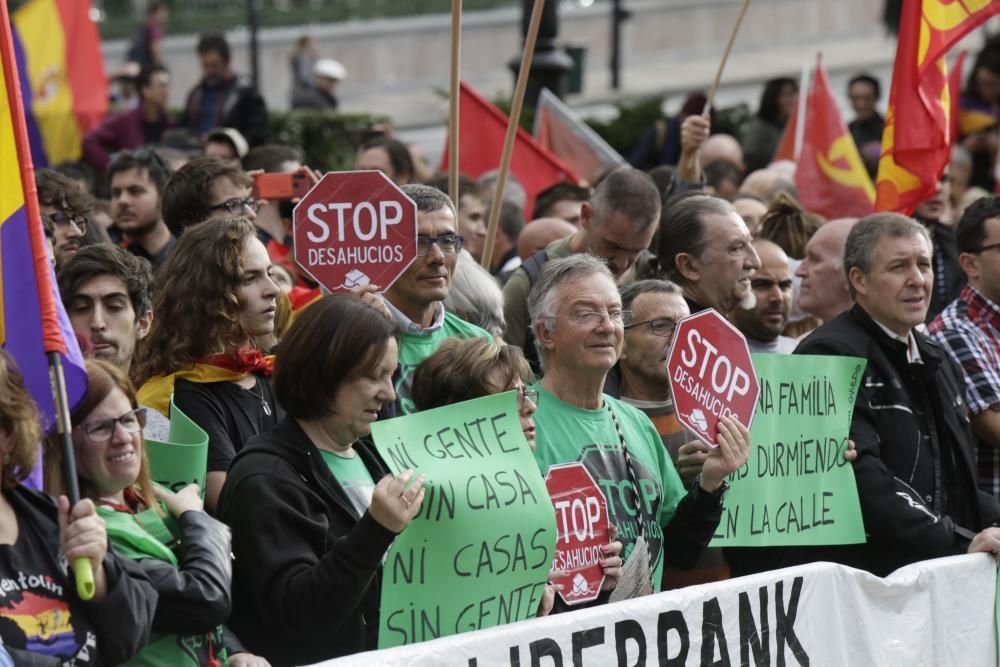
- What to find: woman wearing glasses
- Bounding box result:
[0,352,156,666]
[218,295,425,664]
[61,359,268,666]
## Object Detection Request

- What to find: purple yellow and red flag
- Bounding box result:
[0,0,87,435]
[875,0,1000,214]
[9,0,107,167]
[795,55,875,219]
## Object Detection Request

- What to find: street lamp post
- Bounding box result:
[508,0,572,109]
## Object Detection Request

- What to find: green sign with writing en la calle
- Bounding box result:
[372,391,557,649]
[710,354,866,547]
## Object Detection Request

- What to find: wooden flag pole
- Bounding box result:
[702,0,751,117]
[480,0,546,270]
[448,0,462,209]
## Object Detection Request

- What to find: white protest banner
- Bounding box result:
[320,554,997,666]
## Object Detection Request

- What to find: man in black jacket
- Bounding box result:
[793,212,1000,576]
[179,34,269,148]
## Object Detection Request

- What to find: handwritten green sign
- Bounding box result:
[710,354,866,547]
[145,397,209,496]
[372,391,557,649]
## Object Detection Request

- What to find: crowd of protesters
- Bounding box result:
[4,15,1000,666]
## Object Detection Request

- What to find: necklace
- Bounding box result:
[246,378,272,417]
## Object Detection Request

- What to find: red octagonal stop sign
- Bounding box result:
[545,462,610,606]
[293,170,417,293]
[666,309,760,447]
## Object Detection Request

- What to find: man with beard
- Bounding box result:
[731,239,796,353]
[657,194,761,316]
[108,148,175,269]
[381,184,492,415]
[527,255,749,600]
[913,173,965,321]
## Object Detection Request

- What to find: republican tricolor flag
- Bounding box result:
[875,0,1000,213]
[1,0,87,434]
[794,54,875,219]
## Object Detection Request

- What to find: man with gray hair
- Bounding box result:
[504,167,662,366]
[527,255,749,599]
[789,212,1000,576]
[382,183,492,415]
[657,194,761,315]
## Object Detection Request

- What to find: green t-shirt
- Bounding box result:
[319,448,376,518]
[394,310,493,414]
[530,383,687,592]
[98,504,228,667]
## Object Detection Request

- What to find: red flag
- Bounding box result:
[795,55,875,219]
[876,1,997,213]
[534,88,624,184]
[441,82,579,215]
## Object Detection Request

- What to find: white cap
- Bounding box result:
[314,58,347,81]
[204,127,249,158]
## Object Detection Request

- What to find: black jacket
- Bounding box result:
[217,417,397,666]
[786,305,1000,576]
[179,74,269,147]
[7,486,158,666]
[127,510,237,642]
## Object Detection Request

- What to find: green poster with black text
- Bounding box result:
[372,391,557,648]
[710,354,866,547]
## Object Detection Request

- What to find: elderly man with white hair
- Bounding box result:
[526,254,749,599]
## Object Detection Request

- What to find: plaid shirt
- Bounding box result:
[928,285,1000,496]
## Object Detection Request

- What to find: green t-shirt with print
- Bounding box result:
[394,310,493,414]
[98,504,228,667]
[529,383,687,592]
[319,448,376,518]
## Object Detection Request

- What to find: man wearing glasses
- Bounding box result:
[929,196,1000,496]
[161,156,257,236]
[381,184,492,415]
[35,169,94,268]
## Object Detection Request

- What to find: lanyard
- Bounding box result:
[605,403,646,540]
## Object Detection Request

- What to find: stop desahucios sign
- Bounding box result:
[293,170,417,293]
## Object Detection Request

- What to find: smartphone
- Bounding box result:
[253,171,313,200]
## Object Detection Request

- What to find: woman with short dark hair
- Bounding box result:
[218,295,425,665]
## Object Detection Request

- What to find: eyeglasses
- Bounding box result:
[517,385,539,408]
[624,317,677,338]
[416,233,464,256]
[76,407,146,444]
[209,197,261,216]
[973,241,1000,254]
[558,310,632,328]
[43,210,88,234]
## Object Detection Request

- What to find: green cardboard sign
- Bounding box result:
[372,391,557,649]
[709,354,866,547]
[145,397,209,496]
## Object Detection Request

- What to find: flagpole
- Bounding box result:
[0,1,94,600]
[702,0,751,117]
[481,0,546,270]
[793,57,810,162]
[448,0,462,210]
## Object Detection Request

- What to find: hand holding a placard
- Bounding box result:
[699,415,750,492]
[370,470,426,533]
[349,283,393,322]
[968,527,1000,559]
[598,525,624,592]
[676,441,711,487]
[154,483,204,518]
[58,496,108,601]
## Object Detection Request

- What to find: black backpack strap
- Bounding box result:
[520,249,549,287]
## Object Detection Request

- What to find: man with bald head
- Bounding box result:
[738,168,798,204]
[517,217,578,260]
[731,239,796,353]
[796,218,858,322]
[733,195,768,235]
[701,133,744,170]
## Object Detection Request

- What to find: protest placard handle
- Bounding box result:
[703,0,751,117]
[448,0,462,208]
[481,0,545,270]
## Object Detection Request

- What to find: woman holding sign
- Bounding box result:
[218,295,426,665]
[56,359,267,666]
[0,352,157,665]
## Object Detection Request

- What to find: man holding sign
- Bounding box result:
[527,255,749,600]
